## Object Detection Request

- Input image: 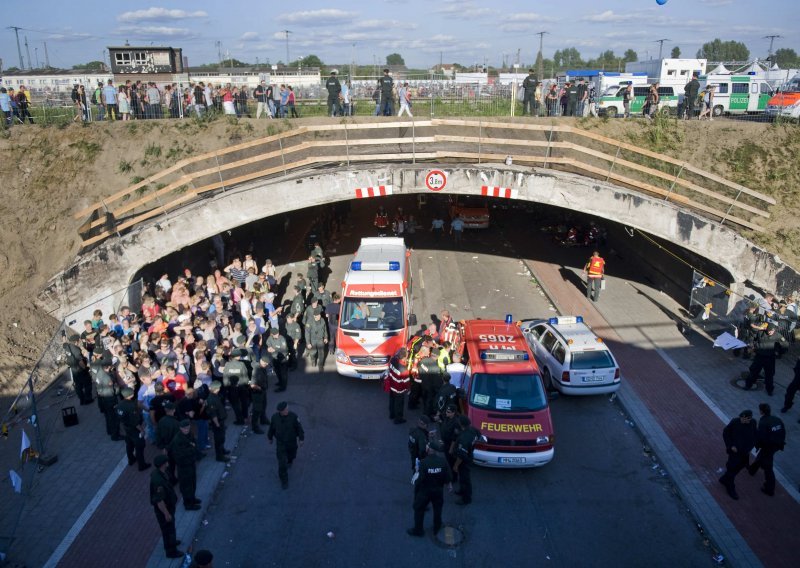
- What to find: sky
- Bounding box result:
[1,0,798,71]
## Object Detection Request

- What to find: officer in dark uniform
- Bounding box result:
[285,313,302,371]
[781,358,800,414]
[521,68,538,116]
[417,347,442,418]
[169,419,202,510]
[156,402,180,483]
[434,377,458,421]
[63,333,93,405]
[312,283,333,308]
[453,415,479,505]
[325,70,342,116]
[378,68,394,116]
[250,356,272,433]
[407,440,452,537]
[92,359,122,441]
[744,324,788,395]
[718,409,757,500]
[736,304,762,358]
[440,404,460,482]
[223,347,250,425]
[305,308,328,371]
[206,381,229,462]
[116,387,151,471]
[408,415,430,472]
[267,401,305,489]
[303,297,321,329]
[150,454,183,559]
[566,81,579,116]
[748,403,786,496]
[266,327,289,391]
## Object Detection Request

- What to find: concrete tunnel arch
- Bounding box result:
[40,163,799,319]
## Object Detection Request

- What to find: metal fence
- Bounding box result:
[5,75,797,126]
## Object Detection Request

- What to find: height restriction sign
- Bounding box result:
[425,170,447,191]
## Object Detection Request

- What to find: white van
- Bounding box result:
[699,73,774,117]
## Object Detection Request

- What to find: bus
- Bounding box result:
[335,237,415,379]
[700,73,774,117]
[452,318,555,468]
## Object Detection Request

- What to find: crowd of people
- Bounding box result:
[61,236,335,558]
[0,85,35,125]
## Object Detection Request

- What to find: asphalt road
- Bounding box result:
[186,199,714,567]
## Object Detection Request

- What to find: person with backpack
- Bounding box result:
[748,403,786,496]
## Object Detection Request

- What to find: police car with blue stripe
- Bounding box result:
[520,316,621,395]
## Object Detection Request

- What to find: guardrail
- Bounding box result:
[74,118,775,247]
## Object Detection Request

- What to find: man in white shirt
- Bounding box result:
[446,354,466,389]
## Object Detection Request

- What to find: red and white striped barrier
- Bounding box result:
[481,186,519,199]
[355,185,393,198]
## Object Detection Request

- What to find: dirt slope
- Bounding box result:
[0,115,797,398]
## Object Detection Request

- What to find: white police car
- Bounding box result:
[520,316,620,395]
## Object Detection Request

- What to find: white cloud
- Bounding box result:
[582,10,636,23]
[351,19,415,31]
[117,25,196,39]
[277,9,358,25]
[117,7,207,23]
[436,0,493,20]
[515,12,557,23]
[240,32,260,41]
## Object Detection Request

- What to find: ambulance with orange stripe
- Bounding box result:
[453,317,555,468]
[335,238,416,379]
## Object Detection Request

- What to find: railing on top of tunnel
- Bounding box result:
[73,118,775,248]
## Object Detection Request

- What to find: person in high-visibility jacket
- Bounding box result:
[583,251,605,302]
[374,206,389,236]
[388,348,411,424]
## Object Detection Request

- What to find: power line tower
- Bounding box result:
[24,36,32,70]
[7,26,24,69]
[763,35,782,61]
[215,40,222,66]
[43,41,50,68]
[281,30,292,65]
[535,31,548,81]
[654,38,670,60]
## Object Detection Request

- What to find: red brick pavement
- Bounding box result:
[57,446,163,568]
[529,259,800,568]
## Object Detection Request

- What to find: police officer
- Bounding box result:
[267,401,305,489]
[781,358,800,415]
[408,415,430,472]
[736,304,762,358]
[63,333,93,405]
[718,409,757,500]
[453,415,479,505]
[440,404,460,483]
[156,402,180,483]
[116,387,151,471]
[417,347,442,419]
[744,323,788,395]
[325,70,342,116]
[521,68,538,116]
[306,256,320,295]
[303,297,321,329]
[206,381,229,462]
[289,285,306,321]
[305,308,329,371]
[434,377,458,422]
[407,440,452,537]
[285,313,302,371]
[150,454,183,559]
[223,347,250,425]
[92,359,122,441]
[312,283,333,308]
[378,68,394,116]
[388,348,411,424]
[169,419,202,510]
[748,403,786,496]
[250,356,271,433]
[266,327,289,391]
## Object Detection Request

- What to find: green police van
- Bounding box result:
[699,74,773,117]
[596,85,678,118]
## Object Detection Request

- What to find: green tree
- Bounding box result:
[671,46,681,58]
[773,48,799,68]
[534,51,544,80]
[300,55,323,68]
[623,49,638,63]
[72,61,106,71]
[554,47,583,70]
[696,39,750,61]
[386,53,405,66]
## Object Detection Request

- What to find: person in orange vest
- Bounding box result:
[583,251,605,302]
